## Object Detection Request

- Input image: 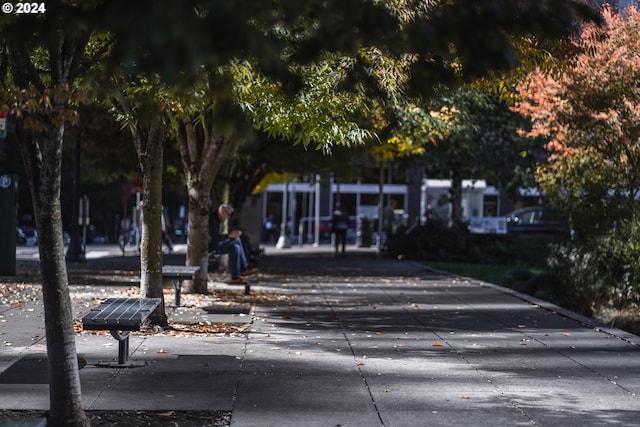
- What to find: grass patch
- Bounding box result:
[426,262,543,285]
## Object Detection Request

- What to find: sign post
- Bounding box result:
[0,174,17,275]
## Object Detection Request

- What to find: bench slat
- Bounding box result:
[162,265,200,279]
[82,298,161,331]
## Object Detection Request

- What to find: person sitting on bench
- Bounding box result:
[215,204,257,284]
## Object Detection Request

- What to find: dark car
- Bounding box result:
[505,207,570,235]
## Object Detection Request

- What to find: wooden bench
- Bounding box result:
[162,265,201,306]
[81,297,161,367]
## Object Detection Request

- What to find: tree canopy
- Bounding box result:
[513,5,640,237]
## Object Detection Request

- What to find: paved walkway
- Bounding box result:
[1,245,640,426]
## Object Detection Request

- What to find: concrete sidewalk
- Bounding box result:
[1,245,640,426]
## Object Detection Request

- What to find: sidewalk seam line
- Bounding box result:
[318,282,386,427]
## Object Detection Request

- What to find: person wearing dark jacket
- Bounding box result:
[331,203,349,256]
[213,204,256,284]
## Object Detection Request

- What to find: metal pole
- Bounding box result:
[313,174,320,247]
[81,195,88,258]
[66,133,85,262]
[291,179,297,245]
[376,163,384,255]
[276,180,291,249]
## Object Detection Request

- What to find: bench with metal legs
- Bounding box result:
[81,297,162,367]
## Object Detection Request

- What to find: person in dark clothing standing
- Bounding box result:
[331,203,349,256]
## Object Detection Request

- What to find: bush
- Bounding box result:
[596,222,640,306]
[546,222,640,316]
[386,222,550,266]
[386,221,474,262]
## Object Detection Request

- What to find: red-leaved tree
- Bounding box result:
[514,6,640,313]
[514,5,640,236]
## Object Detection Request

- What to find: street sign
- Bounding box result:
[468,216,507,235]
[0,175,11,189]
[0,173,17,275]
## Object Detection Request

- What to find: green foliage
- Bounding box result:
[423,86,537,180]
[233,60,372,152]
[547,221,640,314]
[405,85,540,224]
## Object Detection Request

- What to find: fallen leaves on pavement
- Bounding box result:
[3,274,292,338]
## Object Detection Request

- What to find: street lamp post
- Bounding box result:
[313,174,320,247]
[276,179,291,249]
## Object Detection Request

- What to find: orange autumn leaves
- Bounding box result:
[512,6,640,230]
[513,6,640,173]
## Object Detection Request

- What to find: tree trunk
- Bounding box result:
[7,33,91,426]
[184,183,211,293]
[19,125,90,427]
[176,117,234,294]
[136,120,169,327]
[449,168,463,226]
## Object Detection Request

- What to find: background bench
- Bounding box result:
[162,265,200,305]
[81,297,161,367]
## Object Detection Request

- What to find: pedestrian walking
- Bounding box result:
[331,203,349,256]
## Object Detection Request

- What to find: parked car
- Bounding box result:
[504,207,570,236]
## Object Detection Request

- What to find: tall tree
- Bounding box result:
[110,75,172,325]
[513,5,640,237]
[0,8,92,427]
[169,70,243,293]
[420,86,534,223]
